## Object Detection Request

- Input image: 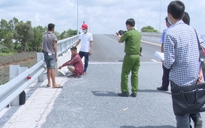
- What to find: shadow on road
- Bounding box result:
[91,91,118,97]
[138,89,171,94]
[120,125,175,128]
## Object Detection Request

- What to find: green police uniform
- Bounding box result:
[120,28,141,94]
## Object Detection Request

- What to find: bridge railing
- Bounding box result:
[0,35,79,111]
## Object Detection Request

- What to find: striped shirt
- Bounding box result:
[164,20,199,86]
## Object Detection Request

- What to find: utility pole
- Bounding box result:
[77,0,79,35]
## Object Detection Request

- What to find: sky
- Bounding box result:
[0,0,205,35]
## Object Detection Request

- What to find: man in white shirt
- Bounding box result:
[75,23,93,74]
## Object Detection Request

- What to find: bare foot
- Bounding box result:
[53,84,63,88]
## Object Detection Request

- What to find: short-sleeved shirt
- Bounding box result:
[120,28,141,54]
[42,31,58,54]
[161,26,173,43]
[79,32,93,52]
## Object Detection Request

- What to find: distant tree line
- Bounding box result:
[0,17,77,53]
[141,26,158,32]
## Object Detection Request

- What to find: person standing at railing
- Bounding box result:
[42,23,62,88]
[58,46,84,78]
[75,23,93,75]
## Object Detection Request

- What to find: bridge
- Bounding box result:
[0,33,204,128]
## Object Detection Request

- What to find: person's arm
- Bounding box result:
[197,62,203,84]
[161,43,164,53]
[160,30,166,53]
[164,34,175,69]
[118,32,128,43]
[75,39,81,47]
[53,41,57,62]
[89,34,93,55]
[68,55,80,65]
[89,41,93,55]
[58,60,71,69]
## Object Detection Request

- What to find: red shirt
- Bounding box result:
[62,54,84,76]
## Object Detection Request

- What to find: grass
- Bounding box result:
[0,52,37,85]
[0,52,16,56]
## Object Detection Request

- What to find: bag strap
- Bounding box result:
[194,29,205,80]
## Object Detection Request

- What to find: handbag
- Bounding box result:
[171,29,205,115]
[171,82,205,115]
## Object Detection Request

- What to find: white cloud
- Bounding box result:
[0,0,204,35]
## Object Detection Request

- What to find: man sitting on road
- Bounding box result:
[58,46,84,78]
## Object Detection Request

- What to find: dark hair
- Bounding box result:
[125,18,135,27]
[168,1,185,19]
[70,46,77,51]
[165,17,168,22]
[182,12,190,25]
[48,23,55,31]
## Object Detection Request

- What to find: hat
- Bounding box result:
[81,24,88,29]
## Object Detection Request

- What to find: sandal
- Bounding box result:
[53,85,63,88]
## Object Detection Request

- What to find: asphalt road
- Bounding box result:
[33,34,205,127]
[90,34,161,62]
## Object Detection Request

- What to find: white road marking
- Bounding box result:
[151,59,160,63]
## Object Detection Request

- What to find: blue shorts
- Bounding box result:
[44,52,56,68]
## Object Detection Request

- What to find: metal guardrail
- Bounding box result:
[140,32,162,38]
[0,35,79,111]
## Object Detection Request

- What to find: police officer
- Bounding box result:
[117,18,141,97]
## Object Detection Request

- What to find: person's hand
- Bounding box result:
[58,66,62,70]
[197,72,203,84]
[55,57,58,62]
[161,60,164,65]
[89,50,92,55]
[68,66,72,70]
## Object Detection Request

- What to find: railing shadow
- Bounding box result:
[0,81,43,127]
[91,89,171,97]
[138,89,171,94]
[120,125,175,128]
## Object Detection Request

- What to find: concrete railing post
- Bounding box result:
[37,52,45,82]
[10,65,28,106]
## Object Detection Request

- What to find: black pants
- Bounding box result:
[162,65,170,89]
[79,51,89,72]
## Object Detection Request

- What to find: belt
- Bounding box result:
[125,53,139,56]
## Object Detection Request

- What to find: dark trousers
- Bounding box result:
[79,51,89,72]
[162,65,170,89]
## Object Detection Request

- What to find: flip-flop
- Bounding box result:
[46,85,51,87]
[53,85,63,88]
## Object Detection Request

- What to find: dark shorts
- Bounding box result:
[44,52,56,68]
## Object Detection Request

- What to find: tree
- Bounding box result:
[3,31,13,52]
[29,26,46,52]
[141,26,158,32]
[14,21,34,52]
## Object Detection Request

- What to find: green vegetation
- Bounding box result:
[0,17,77,84]
[141,26,158,32]
[0,17,77,53]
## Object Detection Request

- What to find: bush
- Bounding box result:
[1,47,10,53]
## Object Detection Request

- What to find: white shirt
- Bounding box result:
[79,32,93,52]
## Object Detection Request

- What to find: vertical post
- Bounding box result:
[37,52,45,82]
[11,66,28,106]
[77,0,79,35]
[159,0,162,32]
